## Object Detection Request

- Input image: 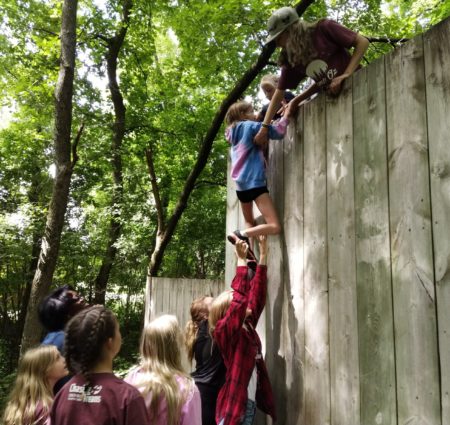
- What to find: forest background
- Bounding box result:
[0,0,449,409]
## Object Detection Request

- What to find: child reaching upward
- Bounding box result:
[225,101,288,250]
[3,345,68,425]
[50,306,150,425]
[125,315,201,425]
[209,236,275,425]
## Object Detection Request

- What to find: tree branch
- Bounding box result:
[367,36,408,43]
[71,121,84,168]
[145,145,165,234]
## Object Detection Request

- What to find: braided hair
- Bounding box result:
[64,305,117,382]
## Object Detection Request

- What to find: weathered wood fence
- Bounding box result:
[225,17,450,425]
[148,277,225,370]
[149,277,224,325]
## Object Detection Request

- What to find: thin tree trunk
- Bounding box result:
[93,0,132,305]
[17,165,44,340]
[20,0,79,354]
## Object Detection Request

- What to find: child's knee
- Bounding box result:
[272,222,281,234]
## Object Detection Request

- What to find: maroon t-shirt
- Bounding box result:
[50,373,150,425]
[278,19,358,90]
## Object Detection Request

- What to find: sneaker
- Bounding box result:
[227,230,257,262]
[227,230,250,246]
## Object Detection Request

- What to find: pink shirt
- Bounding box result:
[33,403,51,425]
[125,367,201,425]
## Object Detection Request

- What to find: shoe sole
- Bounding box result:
[226,234,257,262]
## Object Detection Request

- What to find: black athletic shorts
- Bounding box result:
[236,186,269,203]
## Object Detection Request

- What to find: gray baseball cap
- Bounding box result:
[265,7,299,44]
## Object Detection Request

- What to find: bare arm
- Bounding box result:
[254,88,286,145]
[258,235,267,266]
[285,82,320,118]
[328,34,369,95]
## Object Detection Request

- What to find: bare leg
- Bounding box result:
[240,201,256,230]
[244,193,281,238]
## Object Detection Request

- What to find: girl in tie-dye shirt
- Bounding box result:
[225,101,288,250]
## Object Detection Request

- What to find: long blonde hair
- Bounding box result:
[208,290,233,335]
[185,296,211,362]
[279,20,318,67]
[135,315,195,425]
[3,345,59,425]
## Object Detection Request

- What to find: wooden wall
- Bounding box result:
[225,17,450,425]
[150,277,224,325]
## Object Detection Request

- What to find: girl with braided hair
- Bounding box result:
[3,345,67,425]
[50,305,150,425]
[185,297,226,425]
[125,314,201,425]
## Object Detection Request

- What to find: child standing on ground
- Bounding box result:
[125,314,201,425]
[185,296,226,425]
[225,101,288,249]
[50,305,150,425]
[3,345,68,425]
[209,236,275,425]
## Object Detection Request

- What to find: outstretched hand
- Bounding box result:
[257,235,267,265]
[235,239,248,261]
[284,101,297,118]
[327,73,348,96]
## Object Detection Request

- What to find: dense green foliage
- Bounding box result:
[0,0,448,385]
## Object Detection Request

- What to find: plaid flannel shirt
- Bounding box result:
[214,265,275,425]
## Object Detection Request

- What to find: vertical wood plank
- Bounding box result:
[303,95,331,425]
[353,59,397,425]
[386,34,441,424]
[265,124,285,425]
[282,109,305,425]
[326,80,360,425]
[225,158,239,286]
[424,18,450,423]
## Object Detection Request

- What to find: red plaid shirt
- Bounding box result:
[213,265,275,425]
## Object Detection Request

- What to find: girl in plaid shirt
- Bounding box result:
[209,237,275,425]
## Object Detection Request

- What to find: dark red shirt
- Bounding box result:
[278,19,358,90]
[50,373,150,425]
[213,265,275,425]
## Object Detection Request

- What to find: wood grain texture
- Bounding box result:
[303,94,331,425]
[282,108,306,425]
[424,17,450,425]
[326,79,360,425]
[386,32,440,425]
[353,58,397,425]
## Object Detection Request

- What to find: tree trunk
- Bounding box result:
[17,165,45,340]
[93,0,132,305]
[20,0,79,354]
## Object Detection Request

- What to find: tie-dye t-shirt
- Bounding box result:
[226,118,288,191]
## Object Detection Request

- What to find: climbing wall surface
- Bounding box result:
[225,17,450,425]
